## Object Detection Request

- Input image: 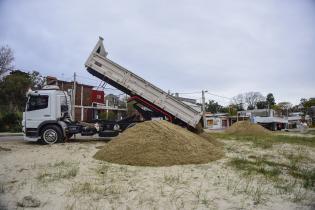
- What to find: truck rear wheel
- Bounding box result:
[40,125,64,144]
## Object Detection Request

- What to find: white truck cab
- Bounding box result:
[23,85,73,144]
[23,85,131,144]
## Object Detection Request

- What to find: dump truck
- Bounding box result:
[22,37,202,144]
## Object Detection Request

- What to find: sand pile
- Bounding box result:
[94,120,223,166]
[225,121,271,135]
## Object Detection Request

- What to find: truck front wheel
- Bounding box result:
[40,125,64,144]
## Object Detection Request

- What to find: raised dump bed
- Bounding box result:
[85,37,202,128]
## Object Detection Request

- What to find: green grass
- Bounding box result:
[228,154,315,191]
[69,182,102,195]
[289,168,315,189]
[208,133,315,148]
[163,173,186,186]
[37,161,79,183]
[228,157,281,179]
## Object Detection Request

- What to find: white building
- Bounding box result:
[204,113,230,129]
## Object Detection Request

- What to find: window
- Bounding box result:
[60,96,68,112]
[207,119,213,126]
[27,95,49,111]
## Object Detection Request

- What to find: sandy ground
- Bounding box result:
[0,137,314,210]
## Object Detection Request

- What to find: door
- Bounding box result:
[25,94,51,129]
[222,119,228,127]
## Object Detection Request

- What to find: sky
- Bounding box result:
[0,0,314,106]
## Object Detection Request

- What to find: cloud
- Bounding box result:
[0,0,314,105]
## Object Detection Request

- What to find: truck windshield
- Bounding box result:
[27,95,49,111]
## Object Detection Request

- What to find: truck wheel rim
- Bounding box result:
[43,129,58,144]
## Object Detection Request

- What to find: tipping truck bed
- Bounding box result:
[85,37,202,128]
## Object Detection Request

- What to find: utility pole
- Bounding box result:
[72,72,76,121]
[80,85,83,121]
[202,90,207,128]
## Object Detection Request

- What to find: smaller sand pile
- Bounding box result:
[94,120,223,166]
[225,121,271,135]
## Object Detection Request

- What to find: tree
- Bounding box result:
[99,110,117,120]
[0,46,14,78]
[266,93,275,107]
[300,98,307,107]
[0,70,32,112]
[277,102,292,116]
[256,101,268,109]
[299,98,315,116]
[206,100,223,113]
[29,71,45,89]
[278,102,292,110]
[303,98,315,108]
[244,92,265,110]
[232,94,245,111]
[232,92,265,110]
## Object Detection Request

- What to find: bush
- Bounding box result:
[0,112,22,132]
[99,110,117,121]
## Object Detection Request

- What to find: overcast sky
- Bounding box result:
[0,0,314,105]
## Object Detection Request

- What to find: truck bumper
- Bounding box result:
[23,135,39,142]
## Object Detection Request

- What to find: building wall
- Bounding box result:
[46,76,127,122]
[47,77,94,121]
[205,116,229,129]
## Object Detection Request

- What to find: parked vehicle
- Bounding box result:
[22,37,203,144]
[22,85,137,144]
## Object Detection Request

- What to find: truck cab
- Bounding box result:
[23,85,74,144]
[23,85,137,144]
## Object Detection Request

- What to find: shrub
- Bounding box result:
[99,110,117,121]
[0,112,22,132]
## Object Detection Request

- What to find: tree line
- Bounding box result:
[0,46,44,131]
[205,91,315,118]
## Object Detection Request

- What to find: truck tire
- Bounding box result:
[40,125,64,144]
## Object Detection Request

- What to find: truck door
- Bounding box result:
[25,94,51,129]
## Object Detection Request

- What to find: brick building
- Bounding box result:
[46,76,127,122]
[47,76,97,121]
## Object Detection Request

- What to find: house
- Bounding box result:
[237,109,287,131]
[288,112,312,129]
[105,94,127,108]
[204,112,230,129]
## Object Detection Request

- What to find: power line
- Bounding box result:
[205,92,232,100]
[3,68,234,102]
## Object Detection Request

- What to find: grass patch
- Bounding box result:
[289,168,315,189]
[37,161,79,183]
[208,133,315,148]
[69,181,122,199]
[163,173,185,186]
[228,157,281,179]
[69,182,102,195]
[228,155,315,191]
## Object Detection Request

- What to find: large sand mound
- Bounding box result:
[225,121,271,135]
[94,120,223,166]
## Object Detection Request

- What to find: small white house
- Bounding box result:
[205,113,229,129]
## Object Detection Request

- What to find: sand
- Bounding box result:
[0,136,313,209]
[225,120,271,135]
[93,120,224,166]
